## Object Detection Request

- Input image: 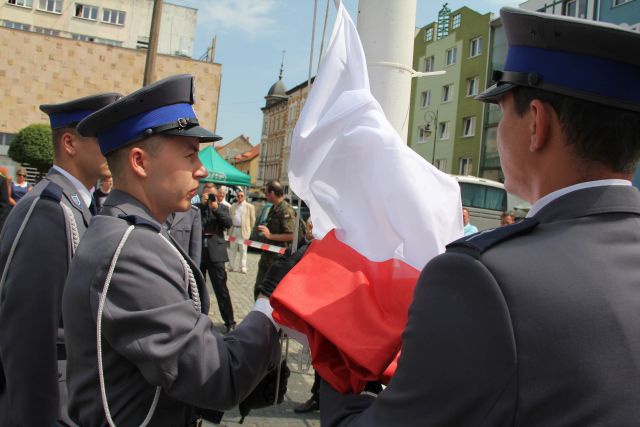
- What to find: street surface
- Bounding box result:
[204,251,321,427]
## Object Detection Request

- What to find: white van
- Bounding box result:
[453,175,530,231]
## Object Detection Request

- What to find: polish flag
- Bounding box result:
[270,0,463,394]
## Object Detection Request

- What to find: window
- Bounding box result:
[3,20,31,31]
[459,157,473,175]
[38,0,62,13]
[442,84,454,102]
[462,116,476,137]
[102,8,125,25]
[423,55,434,72]
[612,0,631,6]
[425,27,434,41]
[469,37,482,57]
[34,26,60,35]
[75,3,98,20]
[563,0,587,18]
[7,0,33,8]
[434,158,447,171]
[438,122,450,140]
[137,36,149,49]
[445,47,457,65]
[466,76,479,97]
[0,133,15,147]
[451,14,461,29]
[420,90,431,108]
[418,125,431,143]
[71,33,95,42]
[459,182,507,211]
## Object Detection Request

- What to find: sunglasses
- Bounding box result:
[16,174,26,177]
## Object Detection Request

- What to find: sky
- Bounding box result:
[169,0,521,147]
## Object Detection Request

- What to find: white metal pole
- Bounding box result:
[357,0,417,144]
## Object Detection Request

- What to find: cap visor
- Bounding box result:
[162,125,222,142]
[475,83,516,103]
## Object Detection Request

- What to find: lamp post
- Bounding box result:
[424,109,439,164]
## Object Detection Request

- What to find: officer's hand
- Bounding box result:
[238,360,290,424]
[257,225,271,239]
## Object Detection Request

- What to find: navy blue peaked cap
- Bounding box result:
[39,93,122,130]
[476,7,640,112]
[77,74,222,155]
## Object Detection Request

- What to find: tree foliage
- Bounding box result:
[8,124,53,173]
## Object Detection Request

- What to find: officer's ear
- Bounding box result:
[57,129,79,157]
[529,99,553,153]
[129,146,151,178]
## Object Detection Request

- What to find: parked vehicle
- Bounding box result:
[453,175,530,231]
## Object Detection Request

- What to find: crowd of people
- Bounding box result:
[0,7,639,427]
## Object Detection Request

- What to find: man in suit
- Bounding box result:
[0,93,121,426]
[62,75,281,426]
[320,8,640,426]
[165,206,202,266]
[229,188,255,274]
[199,186,236,332]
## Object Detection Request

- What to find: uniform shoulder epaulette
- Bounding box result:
[118,214,161,232]
[40,181,64,203]
[446,217,540,256]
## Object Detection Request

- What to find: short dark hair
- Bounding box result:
[511,87,640,174]
[265,180,284,197]
[51,127,77,158]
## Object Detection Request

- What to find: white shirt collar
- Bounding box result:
[52,165,93,207]
[527,179,631,218]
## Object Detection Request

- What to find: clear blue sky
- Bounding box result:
[169,0,520,146]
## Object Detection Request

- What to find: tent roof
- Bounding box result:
[198,145,251,187]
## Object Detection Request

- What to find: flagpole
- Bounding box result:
[357,0,416,144]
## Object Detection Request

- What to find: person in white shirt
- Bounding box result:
[228,188,256,273]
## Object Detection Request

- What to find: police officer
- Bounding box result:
[0,93,121,426]
[253,179,296,299]
[320,8,640,426]
[62,75,281,426]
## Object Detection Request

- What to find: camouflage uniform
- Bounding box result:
[253,199,296,299]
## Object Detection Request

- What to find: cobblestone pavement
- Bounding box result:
[204,251,321,427]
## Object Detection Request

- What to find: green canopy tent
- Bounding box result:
[198,145,251,187]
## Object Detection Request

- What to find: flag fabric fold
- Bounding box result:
[271,0,463,394]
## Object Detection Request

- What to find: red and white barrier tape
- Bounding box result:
[226,235,286,255]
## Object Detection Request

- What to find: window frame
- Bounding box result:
[466,76,479,97]
[459,157,473,175]
[462,116,476,137]
[438,122,450,140]
[420,90,431,108]
[37,0,63,14]
[418,125,431,143]
[7,0,33,8]
[451,14,461,29]
[423,55,434,72]
[469,36,482,57]
[445,47,457,66]
[75,3,99,21]
[425,27,434,42]
[442,84,454,103]
[102,8,125,26]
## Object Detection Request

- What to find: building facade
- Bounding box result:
[216,135,253,162]
[0,25,221,172]
[1,0,197,56]
[257,71,312,192]
[408,6,491,176]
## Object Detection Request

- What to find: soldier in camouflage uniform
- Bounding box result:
[254,180,296,299]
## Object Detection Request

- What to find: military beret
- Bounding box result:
[77,74,222,155]
[39,93,122,130]
[476,7,640,112]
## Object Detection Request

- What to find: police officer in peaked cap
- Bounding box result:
[62,74,283,426]
[0,92,121,426]
[320,8,640,426]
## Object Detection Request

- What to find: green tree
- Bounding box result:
[8,124,53,174]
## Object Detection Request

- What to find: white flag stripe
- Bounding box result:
[289,1,462,270]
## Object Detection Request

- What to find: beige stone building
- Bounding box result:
[0,26,221,172]
[230,144,260,187]
[1,0,198,56]
[257,73,312,192]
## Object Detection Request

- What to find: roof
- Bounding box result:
[233,144,261,164]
